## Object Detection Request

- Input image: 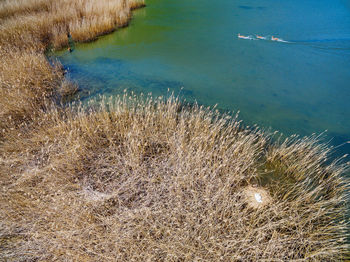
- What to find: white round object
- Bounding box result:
[254,193,263,203]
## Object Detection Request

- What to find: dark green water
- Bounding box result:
[55,0,350,155]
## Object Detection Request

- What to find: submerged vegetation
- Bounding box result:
[0,0,349,261]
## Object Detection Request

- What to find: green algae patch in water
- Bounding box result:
[55,0,350,156]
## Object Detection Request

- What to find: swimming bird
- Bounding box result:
[271,36,289,43]
[238,33,251,40]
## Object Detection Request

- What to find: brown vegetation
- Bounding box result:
[0,0,145,140]
[0,0,349,261]
[1,94,349,260]
[0,0,145,49]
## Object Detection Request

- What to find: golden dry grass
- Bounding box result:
[0,94,349,261]
[0,0,349,261]
[0,0,145,141]
[0,0,145,49]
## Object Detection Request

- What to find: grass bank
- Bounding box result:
[0,0,349,261]
[0,0,145,141]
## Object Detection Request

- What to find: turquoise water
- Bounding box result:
[55,0,350,155]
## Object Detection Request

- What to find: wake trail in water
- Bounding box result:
[290,38,350,51]
[237,34,290,43]
[237,34,350,52]
[292,38,350,43]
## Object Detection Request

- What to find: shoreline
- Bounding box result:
[0,0,145,143]
[0,0,349,260]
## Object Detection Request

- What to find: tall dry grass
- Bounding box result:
[0,94,349,261]
[0,0,349,260]
[0,0,145,49]
[0,0,145,141]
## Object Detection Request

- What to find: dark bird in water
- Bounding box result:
[67,32,75,53]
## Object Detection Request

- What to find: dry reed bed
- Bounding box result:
[0,0,145,139]
[0,94,349,261]
[0,0,349,261]
[0,0,144,48]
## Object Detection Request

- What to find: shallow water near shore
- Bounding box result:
[55,0,350,156]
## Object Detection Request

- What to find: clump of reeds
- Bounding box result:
[1,93,348,261]
[0,0,144,142]
[0,0,145,49]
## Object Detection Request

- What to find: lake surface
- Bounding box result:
[55,0,350,155]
